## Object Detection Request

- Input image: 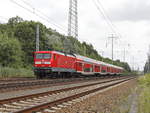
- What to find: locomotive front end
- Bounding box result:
[34,51,52,79]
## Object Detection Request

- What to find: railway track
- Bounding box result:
[0,77,35,83]
[0,76,122,93]
[0,76,135,113]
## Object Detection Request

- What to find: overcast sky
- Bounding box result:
[0,0,149,70]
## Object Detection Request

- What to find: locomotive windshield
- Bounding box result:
[35,53,51,59]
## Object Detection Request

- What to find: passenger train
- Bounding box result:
[33,51,124,79]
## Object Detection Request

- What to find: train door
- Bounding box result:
[101,65,106,73]
[76,62,83,72]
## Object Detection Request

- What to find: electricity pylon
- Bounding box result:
[68,0,78,38]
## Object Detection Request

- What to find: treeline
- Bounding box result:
[0,16,131,72]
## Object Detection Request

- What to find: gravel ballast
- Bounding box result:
[0,79,128,112]
[54,78,137,113]
[0,78,117,100]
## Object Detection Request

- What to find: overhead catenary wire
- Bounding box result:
[92,0,121,37]
[11,0,119,38]
[20,0,67,30]
[95,0,129,53]
[10,0,67,33]
[92,0,130,62]
[96,0,122,38]
[92,0,116,35]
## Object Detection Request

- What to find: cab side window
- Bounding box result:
[54,54,56,60]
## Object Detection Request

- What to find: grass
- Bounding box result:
[0,67,34,78]
[138,74,150,113]
[121,71,138,76]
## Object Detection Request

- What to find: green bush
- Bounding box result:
[0,67,34,78]
[138,87,150,113]
[0,33,23,68]
[138,74,150,86]
[138,74,150,113]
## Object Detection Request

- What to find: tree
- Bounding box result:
[14,21,50,66]
[8,16,23,26]
[0,33,22,68]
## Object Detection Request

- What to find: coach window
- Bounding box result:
[95,66,97,69]
[84,68,90,72]
[102,69,106,73]
[107,67,109,72]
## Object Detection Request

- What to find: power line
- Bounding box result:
[92,0,121,37]
[92,0,116,34]
[20,0,67,30]
[10,0,67,33]
[96,0,122,38]
[93,0,126,62]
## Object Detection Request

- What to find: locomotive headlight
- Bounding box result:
[35,61,41,64]
[44,62,51,64]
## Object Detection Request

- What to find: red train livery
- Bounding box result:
[34,51,124,78]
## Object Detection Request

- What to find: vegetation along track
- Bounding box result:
[0,76,135,113]
[0,76,125,93]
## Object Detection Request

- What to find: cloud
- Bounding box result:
[109,0,150,21]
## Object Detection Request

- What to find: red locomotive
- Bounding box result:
[34,51,123,79]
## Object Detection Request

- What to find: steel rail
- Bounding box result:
[14,77,135,113]
[0,77,128,104]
